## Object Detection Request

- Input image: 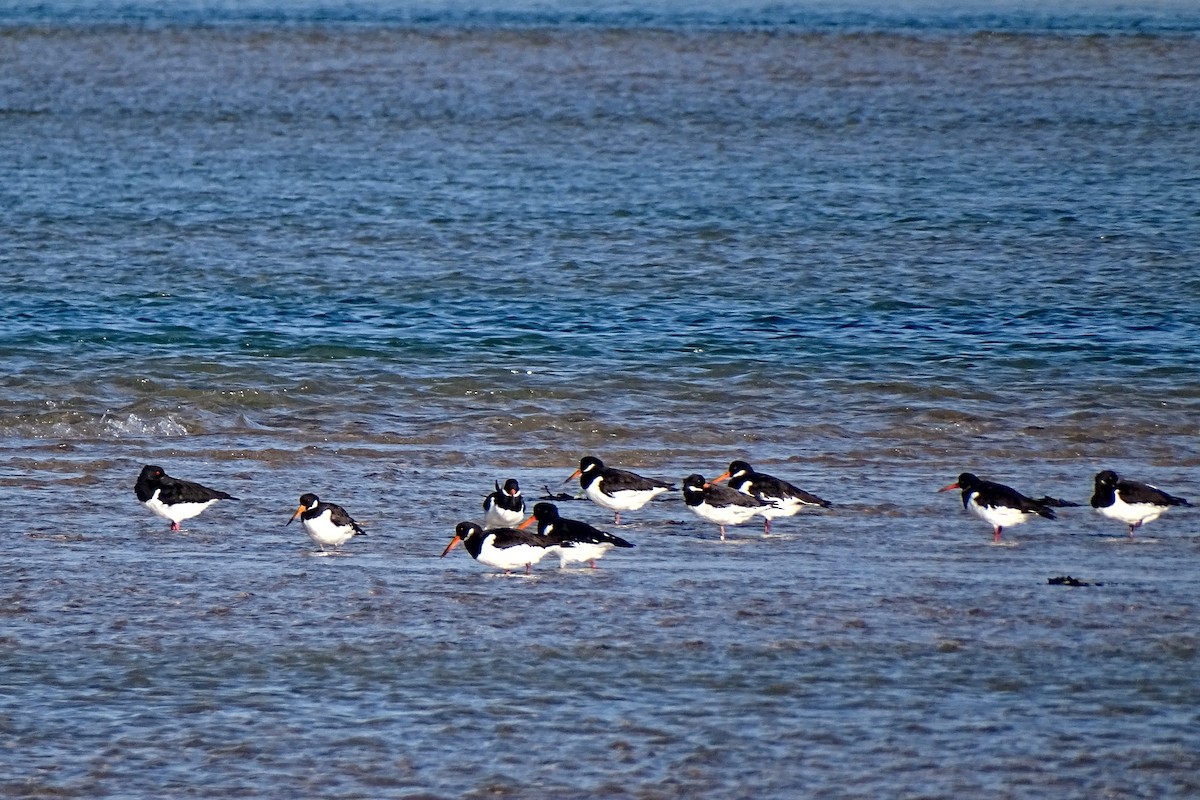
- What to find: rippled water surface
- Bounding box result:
[3,1,1200,797]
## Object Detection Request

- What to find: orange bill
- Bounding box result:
[440,535,462,558]
[286,504,308,526]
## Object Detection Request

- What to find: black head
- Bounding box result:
[442,521,483,558]
[727,460,752,478]
[502,478,521,496]
[955,472,987,489]
[681,474,709,506]
[939,472,981,493]
[139,464,166,482]
[566,455,605,485]
[287,493,321,526]
[531,502,560,522]
[579,456,604,474]
[1094,470,1119,489]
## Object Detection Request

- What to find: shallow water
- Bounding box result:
[2,1,1200,797]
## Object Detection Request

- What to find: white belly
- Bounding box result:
[585,479,665,512]
[556,541,614,567]
[689,501,763,528]
[476,539,557,571]
[303,510,358,548]
[144,493,218,524]
[758,497,805,520]
[1097,498,1164,528]
[483,504,526,530]
[967,496,1032,530]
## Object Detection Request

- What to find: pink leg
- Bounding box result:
[720,525,726,542]
[764,518,772,535]
[614,512,621,525]
[993,526,1002,543]
[170,521,181,532]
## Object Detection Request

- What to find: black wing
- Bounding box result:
[752,473,832,508]
[1118,479,1191,508]
[709,482,773,509]
[482,481,501,512]
[974,480,1055,520]
[488,527,554,550]
[158,476,237,504]
[326,503,366,535]
[602,467,676,495]
[554,517,634,548]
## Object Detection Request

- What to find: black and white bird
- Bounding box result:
[482,478,526,529]
[522,501,634,569]
[441,521,560,574]
[939,472,1061,543]
[681,473,774,541]
[286,493,366,551]
[711,459,832,534]
[135,464,237,531]
[566,455,675,525]
[1091,470,1191,538]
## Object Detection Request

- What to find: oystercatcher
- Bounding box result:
[521,501,634,568]
[482,478,526,529]
[711,459,831,534]
[1091,470,1191,538]
[441,521,560,574]
[286,493,366,551]
[566,455,675,525]
[134,464,237,531]
[681,473,773,541]
[939,472,1059,543]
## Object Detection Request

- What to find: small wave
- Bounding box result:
[98,413,190,438]
[0,411,190,440]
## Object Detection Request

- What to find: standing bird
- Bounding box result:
[565,455,675,525]
[482,478,526,529]
[286,493,366,552]
[711,459,832,534]
[441,522,560,574]
[1091,470,1191,538]
[939,472,1058,543]
[135,464,237,531]
[681,473,774,542]
[521,502,634,569]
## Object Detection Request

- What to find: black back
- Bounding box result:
[579,456,675,494]
[726,460,832,508]
[483,478,525,514]
[135,464,236,504]
[682,473,768,510]
[299,493,365,535]
[455,521,550,559]
[956,472,1055,520]
[530,502,634,548]
[1092,470,1191,509]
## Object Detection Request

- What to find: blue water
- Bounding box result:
[2,2,1200,797]
[4,0,1200,33]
